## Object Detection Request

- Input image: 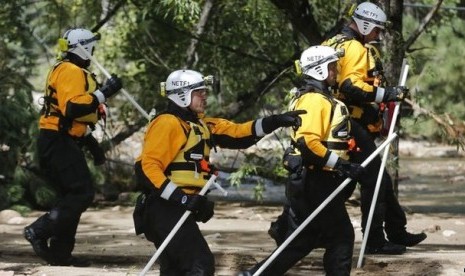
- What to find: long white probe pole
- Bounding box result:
[76,43,151,120]
[253,133,398,276]
[357,59,409,268]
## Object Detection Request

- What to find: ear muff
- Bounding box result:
[384,20,393,29]
[336,48,345,58]
[294,60,302,76]
[203,75,214,85]
[160,82,166,97]
[58,38,69,52]
[348,3,356,17]
[56,38,69,60]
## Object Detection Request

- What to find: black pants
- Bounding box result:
[252,170,354,276]
[349,120,407,247]
[29,129,95,261]
[143,196,215,276]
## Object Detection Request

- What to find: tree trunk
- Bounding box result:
[185,0,214,68]
[381,0,405,196]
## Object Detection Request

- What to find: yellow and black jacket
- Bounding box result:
[40,61,101,137]
[322,26,384,132]
[289,79,351,170]
[135,103,266,198]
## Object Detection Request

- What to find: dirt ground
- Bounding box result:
[1,155,464,275]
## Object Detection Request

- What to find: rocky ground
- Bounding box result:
[0,141,464,276]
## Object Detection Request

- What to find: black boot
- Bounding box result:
[24,214,54,263]
[388,232,427,247]
[268,206,300,246]
[49,256,91,267]
[24,226,53,262]
[366,241,406,255]
[268,220,286,246]
[48,237,91,267]
[268,208,289,246]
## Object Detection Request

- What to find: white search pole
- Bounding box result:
[139,174,218,276]
[76,43,151,121]
[212,181,228,196]
[357,59,409,268]
[253,133,398,276]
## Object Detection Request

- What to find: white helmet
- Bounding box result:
[298,46,344,81]
[352,2,387,35]
[60,28,99,60]
[164,69,207,107]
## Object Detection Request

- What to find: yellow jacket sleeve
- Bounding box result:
[203,117,260,149]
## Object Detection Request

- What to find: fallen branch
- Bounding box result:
[405,98,465,149]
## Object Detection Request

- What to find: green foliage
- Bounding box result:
[7,166,27,203]
[253,181,265,203]
[155,0,202,24]
[228,163,266,202]
[128,192,141,205]
[401,117,437,139]
[34,185,57,209]
[202,1,296,120]
[8,182,26,204]
[13,166,57,210]
[404,12,465,143]
[1,2,41,212]
[227,143,287,201]
[312,0,352,34]
[229,148,286,184]
[229,162,258,187]
[10,204,32,216]
[101,0,297,123]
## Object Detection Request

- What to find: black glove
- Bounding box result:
[193,199,215,223]
[82,134,106,165]
[282,147,302,173]
[262,110,307,133]
[170,188,215,223]
[382,86,409,102]
[100,74,123,99]
[334,158,366,181]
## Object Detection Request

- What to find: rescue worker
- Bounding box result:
[240,45,364,276]
[133,69,305,275]
[322,2,427,254]
[24,28,123,266]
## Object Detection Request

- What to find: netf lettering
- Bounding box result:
[172,80,190,86]
[362,10,378,18]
